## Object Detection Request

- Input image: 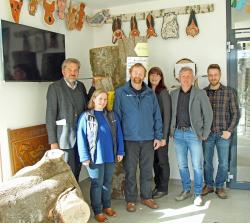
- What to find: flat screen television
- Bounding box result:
[1,20,65,82]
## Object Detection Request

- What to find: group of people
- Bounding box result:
[46,58,240,222]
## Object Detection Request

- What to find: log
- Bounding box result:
[0,149,90,223]
[89,46,124,88]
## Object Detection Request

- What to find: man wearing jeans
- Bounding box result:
[114,63,162,212]
[202,64,240,199]
[170,67,213,206]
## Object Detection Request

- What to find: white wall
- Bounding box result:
[92,0,227,180]
[0,1,93,181]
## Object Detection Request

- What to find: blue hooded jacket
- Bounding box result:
[114,82,163,141]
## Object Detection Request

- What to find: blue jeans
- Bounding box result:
[203,132,230,189]
[87,163,115,215]
[174,128,203,196]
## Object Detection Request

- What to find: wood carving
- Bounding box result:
[146,13,157,39]
[129,16,140,38]
[86,9,110,27]
[28,0,38,16]
[112,17,125,44]
[9,0,23,23]
[43,0,55,25]
[57,0,66,20]
[65,3,78,30]
[8,124,49,174]
[75,2,85,31]
[186,9,199,37]
[161,12,179,39]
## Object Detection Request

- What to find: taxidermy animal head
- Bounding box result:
[9,0,23,23]
[130,16,140,37]
[112,17,125,44]
[43,0,55,25]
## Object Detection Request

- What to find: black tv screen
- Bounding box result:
[1,20,65,82]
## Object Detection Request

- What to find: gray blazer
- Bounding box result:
[46,78,87,149]
[170,86,213,139]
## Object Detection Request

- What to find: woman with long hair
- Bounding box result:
[77,89,124,222]
[148,67,171,199]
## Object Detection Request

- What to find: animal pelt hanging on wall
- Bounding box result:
[129,16,140,38]
[112,17,125,44]
[9,0,23,23]
[43,0,55,25]
[146,13,157,39]
[186,9,199,37]
[161,12,179,39]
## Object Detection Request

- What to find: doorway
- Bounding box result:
[227,1,250,189]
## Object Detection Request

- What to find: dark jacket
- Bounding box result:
[46,78,87,149]
[156,89,172,140]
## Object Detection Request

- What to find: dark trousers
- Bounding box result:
[123,140,154,202]
[61,145,81,181]
[153,144,170,193]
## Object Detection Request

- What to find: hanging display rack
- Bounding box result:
[104,3,214,24]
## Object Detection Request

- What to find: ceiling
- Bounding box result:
[83,0,154,9]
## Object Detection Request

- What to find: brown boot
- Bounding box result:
[95,214,108,222]
[141,199,159,209]
[215,188,227,199]
[202,185,214,196]
[103,208,117,216]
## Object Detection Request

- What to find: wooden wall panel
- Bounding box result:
[8,124,50,174]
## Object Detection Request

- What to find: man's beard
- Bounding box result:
[210,80,220,86]
[132,77,143,84]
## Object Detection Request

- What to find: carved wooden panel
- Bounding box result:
[8,124,50,174]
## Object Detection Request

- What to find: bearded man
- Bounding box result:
[202,64,240,199]
[114,63,163,212]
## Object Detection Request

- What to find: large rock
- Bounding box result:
[0,149,90,223]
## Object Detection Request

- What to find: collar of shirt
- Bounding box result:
[180,86,192,94]
[64,78,78,90]
[207,83,225,91]
[129,80,146,94]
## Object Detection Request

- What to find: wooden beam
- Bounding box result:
[105,3,214,23]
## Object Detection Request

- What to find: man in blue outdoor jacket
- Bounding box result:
[114,63,163,212]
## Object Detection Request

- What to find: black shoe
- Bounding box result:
[152,190,168,199]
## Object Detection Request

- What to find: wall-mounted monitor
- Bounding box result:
[1,20,65,82]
